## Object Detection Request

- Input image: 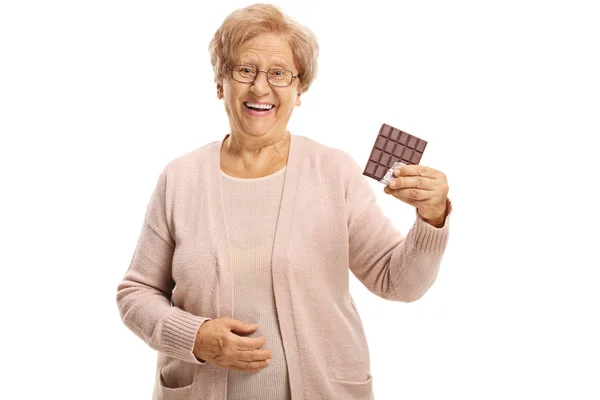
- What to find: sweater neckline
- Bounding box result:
[219,164,287,181]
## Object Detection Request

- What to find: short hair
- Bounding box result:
[208,3,319,94]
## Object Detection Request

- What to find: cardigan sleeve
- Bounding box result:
[340,151,452,302]
[116,165,211,365]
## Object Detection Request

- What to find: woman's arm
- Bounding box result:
[116,167,210,364]
[342,151,451,302]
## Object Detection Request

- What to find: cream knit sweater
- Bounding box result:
[220,165,291,400]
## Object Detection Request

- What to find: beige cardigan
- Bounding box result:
[116,133,452,399]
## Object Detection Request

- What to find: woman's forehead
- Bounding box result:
[237,56,290,68]
[235,34,293,64]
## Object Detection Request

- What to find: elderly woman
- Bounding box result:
[117,3,452,400]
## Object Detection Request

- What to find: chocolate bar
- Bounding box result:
[363,123,427,184]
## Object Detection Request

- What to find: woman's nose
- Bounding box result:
[250,72,271,96]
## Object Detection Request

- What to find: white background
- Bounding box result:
[1,0,599,399]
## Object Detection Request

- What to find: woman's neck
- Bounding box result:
[221,131,290,172]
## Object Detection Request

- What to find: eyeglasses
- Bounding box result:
[225,65,300,87]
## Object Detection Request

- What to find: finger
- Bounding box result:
[237,359,271,371]
[388,176,437,190]
[229,319,258,333]
[386,187,436,202]
[235,334,267,350]
[237,348,273,362]
[394,165,436,178]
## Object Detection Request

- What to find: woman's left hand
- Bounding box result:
[383,164,449,226]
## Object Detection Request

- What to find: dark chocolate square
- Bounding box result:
[370,149,382,162]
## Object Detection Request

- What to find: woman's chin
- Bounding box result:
[240,125,278,136]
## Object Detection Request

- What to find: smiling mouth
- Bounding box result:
[244,102,275,112]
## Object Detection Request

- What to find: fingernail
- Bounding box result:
[266,359,271,365]
[389,180,396,188]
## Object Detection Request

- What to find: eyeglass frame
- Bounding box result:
[225,64,300,87]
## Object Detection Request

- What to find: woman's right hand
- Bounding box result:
[193,317,272,373]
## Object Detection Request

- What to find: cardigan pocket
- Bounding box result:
[328,374,374,400]
[158,358,196,399]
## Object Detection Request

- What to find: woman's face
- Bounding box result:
[217,33,302,140]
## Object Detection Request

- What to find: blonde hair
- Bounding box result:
[208,4,319,94]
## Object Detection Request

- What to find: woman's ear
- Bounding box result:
[217,83,223,99]
[295,91,301,107]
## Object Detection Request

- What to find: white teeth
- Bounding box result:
[245,102,274,110]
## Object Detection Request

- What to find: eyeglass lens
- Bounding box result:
[231,65,292,86]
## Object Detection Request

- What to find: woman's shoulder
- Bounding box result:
[299,135,362,176]
[175,140,217,165]
[158,139,219,176]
